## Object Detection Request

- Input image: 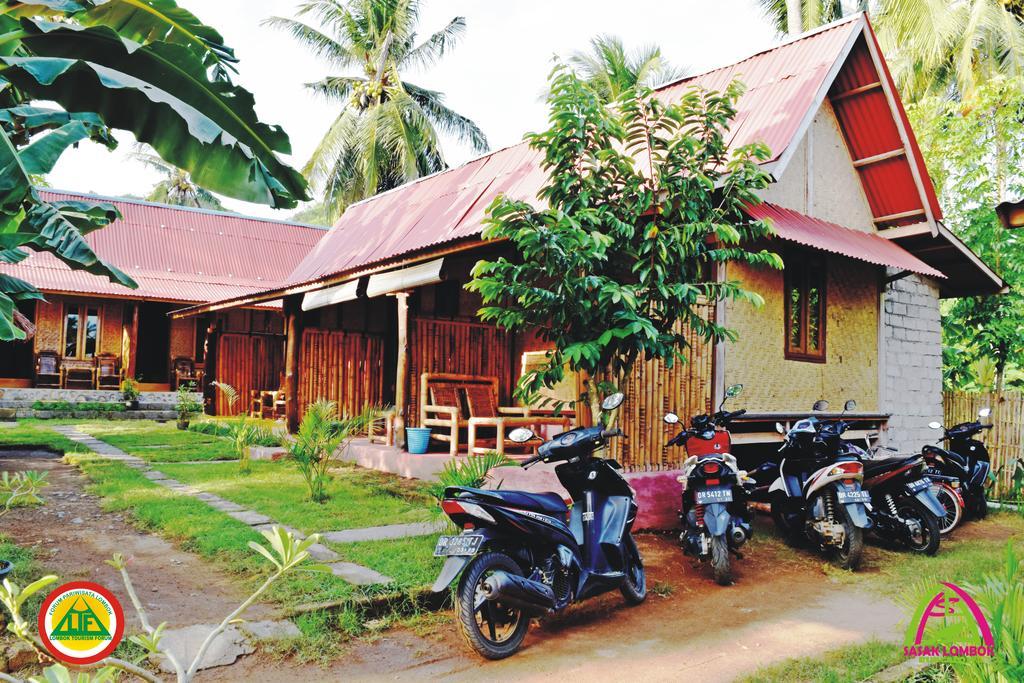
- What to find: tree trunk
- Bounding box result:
[786,0,802,34]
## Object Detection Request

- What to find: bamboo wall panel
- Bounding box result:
[215,333,285,416]
[408,318,512,427]
[299,329,385,420]
[611,302,716,471]
[943,391,1023,499]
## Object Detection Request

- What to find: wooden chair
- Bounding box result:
[419,373,572,456]
[34,351,61,389]
[95,353,122,390]
[249,389,286,419]
[62,357,96,390]
[463,382,571,456]
[173,357,203,390]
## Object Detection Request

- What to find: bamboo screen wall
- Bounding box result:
[943,391,1024,499]
[215,333,285,416]
[610,302,716,471]
[408,318,512,427]
[299,329,385,420]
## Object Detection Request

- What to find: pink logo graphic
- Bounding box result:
[904,582,994,658]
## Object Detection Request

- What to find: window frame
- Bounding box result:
[61,303,101,360]
[783,251,827,363]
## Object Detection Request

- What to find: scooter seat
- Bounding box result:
[449,487,569,516]
[863,455,920,478]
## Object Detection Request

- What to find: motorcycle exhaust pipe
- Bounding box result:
[730,526,747,546]
[481,571,556,616]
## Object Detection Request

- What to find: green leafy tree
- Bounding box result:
[758,0,846,35]
[267,0,489,220]
[567,35,687,103]
[468,67,780,414]
[0,0,310,341]
[908,77,1024,392]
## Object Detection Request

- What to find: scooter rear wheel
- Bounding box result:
[711,534,732,586]
[770,492,804,547]
[896,498,941,556]
[930,483,962,534]
[457,552,530,660]
[833,505,864,570]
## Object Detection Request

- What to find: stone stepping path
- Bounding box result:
[52,425,393,586]
[321,519,446,544]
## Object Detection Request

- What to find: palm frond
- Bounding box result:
[263,15,356,70]
[402,80,489,152]
[400,16,466,71]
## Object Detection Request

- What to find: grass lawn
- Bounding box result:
[739,639,905,683]
[76,420,238,462]
[65,453,361,610]
[331,533,445,590]
[0,419,83,453]
[155,460,434,535]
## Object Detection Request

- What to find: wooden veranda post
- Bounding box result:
[393,291,411,448]
[284,295,302,433]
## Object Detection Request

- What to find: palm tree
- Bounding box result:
[758,0,846,35]
[266,0,488,219]
[757,0,1024,103]
[874,0,1024,101]
[568,35,688,102]
[130,146,226,210]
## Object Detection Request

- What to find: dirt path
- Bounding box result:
[209,527,905,682]
[0,450,277,630]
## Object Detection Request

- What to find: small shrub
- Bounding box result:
[120,377,140,402]
[31,400,125,412]
[425,451,517,505]
[176,382,202,425]
[0,470,49,516]
[289,401,380,503]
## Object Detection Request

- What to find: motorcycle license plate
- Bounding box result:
[906,478,930,494]
[433,534,484,557]
[836,488,871,504]
[695,486,733,505]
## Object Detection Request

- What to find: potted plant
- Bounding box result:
[176,382,202,430]
[121,377,140,410]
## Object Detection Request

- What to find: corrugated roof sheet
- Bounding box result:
[0,190,324,306]
[284,14,934,290]
[748,202,944,277]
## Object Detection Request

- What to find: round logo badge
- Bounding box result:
[38,582,125,665]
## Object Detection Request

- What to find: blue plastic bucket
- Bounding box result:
[406,427,432,454]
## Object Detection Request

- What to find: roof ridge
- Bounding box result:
[40,188,330,232]
[654,13,864,92]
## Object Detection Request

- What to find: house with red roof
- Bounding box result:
[0,190,324,411]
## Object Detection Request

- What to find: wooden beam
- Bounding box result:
[852,148,905,168]
[392,291,411,448]
[283,295,302,433]
[873,209,926,224]
[830,81,882,103]
[878,222,932,239]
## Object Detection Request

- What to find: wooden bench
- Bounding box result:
[419,373,571,456]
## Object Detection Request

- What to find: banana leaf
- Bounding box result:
[0,272,44,300]
[0,291,22,340]
[1,18,308,206]
[0,106,115,147]
[20,119,115,173]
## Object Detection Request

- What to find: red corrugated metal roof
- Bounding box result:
[747,202,944,277]
[282,14,945,292]
[1,190,323,306]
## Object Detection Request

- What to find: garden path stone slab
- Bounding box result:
[208,499,246,513]
[324,562,393,585]
[239,619,302,641]
[154,623,254,674]
[305,543,341,562]
[252,523,305,539]
[142,470,169,481]
[321,519,446,543]
[227,510,273,526]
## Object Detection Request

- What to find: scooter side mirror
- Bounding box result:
[508,427,535,443]
[979,407,992,418]
[725,384,743,399]
[663,412,680,425]
[775,422,786,435]
[812,400,829,412]
[843,399,857,412]
[601,392,625,411]
[928,421,943,430]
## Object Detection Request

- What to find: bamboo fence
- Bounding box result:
[299,329,385,420]
[943,391,1024,499]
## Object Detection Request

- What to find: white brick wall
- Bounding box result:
[882,271,943,451]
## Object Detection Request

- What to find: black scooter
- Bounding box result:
[664,383,754,585]
[861,449,944,555]
[431,392,646,660]
[922,407,994,528]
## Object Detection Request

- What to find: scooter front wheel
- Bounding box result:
[457,552,530,660]
[619,535,647,605]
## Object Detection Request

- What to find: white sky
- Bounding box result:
[45,0,780,220]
